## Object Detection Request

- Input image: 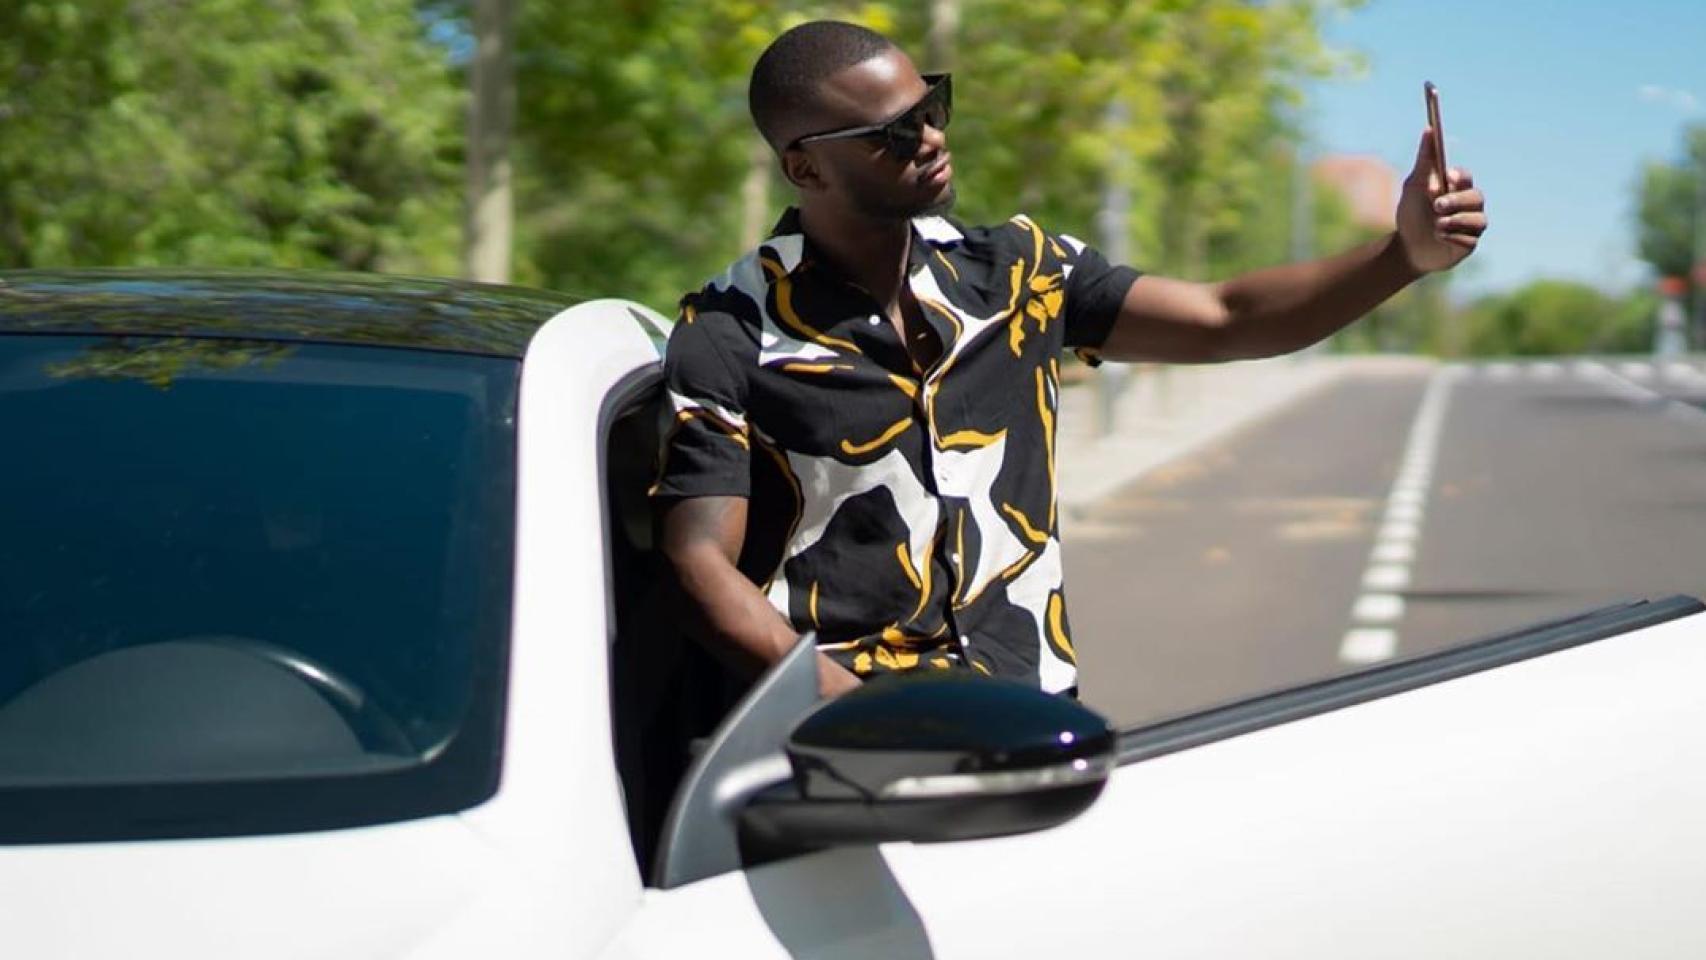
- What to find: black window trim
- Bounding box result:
[596,360,666,657]
[1116,594,1705,766]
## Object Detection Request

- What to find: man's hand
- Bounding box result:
[817,654,863,699]
[1396,126,1487,274]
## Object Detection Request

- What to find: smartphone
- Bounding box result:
[1423,81,1449,190]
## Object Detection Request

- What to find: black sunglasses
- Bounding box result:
[788,73,952,163]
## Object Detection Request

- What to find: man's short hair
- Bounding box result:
[748,20,895,151]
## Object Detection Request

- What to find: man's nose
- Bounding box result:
[918,121,948,156]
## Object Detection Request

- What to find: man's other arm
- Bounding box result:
[659,495,862,698]
[1098,128,1487,364]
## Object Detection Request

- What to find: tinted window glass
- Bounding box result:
[0,335,515,818]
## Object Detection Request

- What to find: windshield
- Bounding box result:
[0,334,516,838]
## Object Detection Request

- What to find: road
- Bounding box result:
[1066,357,1706,727]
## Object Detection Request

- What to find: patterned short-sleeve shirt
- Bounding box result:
[652,208,1140,693]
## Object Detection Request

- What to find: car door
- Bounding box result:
[607,597,1706,959]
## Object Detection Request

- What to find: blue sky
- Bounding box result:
[1310,0,1704,299]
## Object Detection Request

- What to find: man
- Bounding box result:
[651,21,1487,699]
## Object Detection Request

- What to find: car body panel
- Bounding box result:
[610,607,1706,959]
[449,298,666,955]
[0,817,496,960]
[0,291,670,960]
[4,272,1704,958]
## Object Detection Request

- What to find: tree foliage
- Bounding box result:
[1635,124,1705,283]
[496,0,1365,307]
[0,0,464,273]
[5,0,1373,316]
[1450,280,1653,358]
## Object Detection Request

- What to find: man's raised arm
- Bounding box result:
[1097,127,1487,364]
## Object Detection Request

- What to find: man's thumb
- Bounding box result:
[1411,127,1438,188]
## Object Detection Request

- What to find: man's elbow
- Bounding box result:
[1181,291,1268,363]
[1197,288,1291,362]
[660,536,723,584]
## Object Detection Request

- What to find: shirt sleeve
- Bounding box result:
[650,310,752,500]
[1054,231,1142,364]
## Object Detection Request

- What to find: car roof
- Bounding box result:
[0,268,585,359]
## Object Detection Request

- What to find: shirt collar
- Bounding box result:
[764,207,964,282]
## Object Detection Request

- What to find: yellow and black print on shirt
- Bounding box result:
[651,208,1141,693]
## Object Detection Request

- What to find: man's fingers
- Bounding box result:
[1436,233,1479,251]
[1432,188,1485,214]
[1435,211,1487,235]
[1447,166,1474,190]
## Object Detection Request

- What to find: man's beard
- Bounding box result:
[854,182,957,221]
[920,183,958,217]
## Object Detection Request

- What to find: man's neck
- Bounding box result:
[797,203,913,310]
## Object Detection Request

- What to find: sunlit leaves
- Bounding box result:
[0,0,463,275]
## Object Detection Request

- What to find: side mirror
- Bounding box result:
[741,671,1115,853]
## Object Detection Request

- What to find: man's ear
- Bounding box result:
[781,148,825,192]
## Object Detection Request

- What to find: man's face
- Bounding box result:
[785,49,956,220]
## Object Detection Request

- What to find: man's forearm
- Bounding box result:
[1213,231,1421,360]
[668,542,800,675]
[659,495,862,697]
[669,547,861,696]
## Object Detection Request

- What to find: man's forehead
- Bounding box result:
[810,50,926,126]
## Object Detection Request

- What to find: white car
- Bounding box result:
[2,269,1703,959]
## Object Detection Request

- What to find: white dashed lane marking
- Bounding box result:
[1588,362,1706,429]
[1452,357,1706,384]
[1338,365,1459,665]
[1336,358,1699,662]
[1340,628,1397,665]
[1362,564,1412,591]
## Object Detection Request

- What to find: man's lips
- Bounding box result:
[920,153,953,186]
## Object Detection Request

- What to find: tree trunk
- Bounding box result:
[740,136,772,250]
[1093,99,1133,437]
[463,0,516,283]
[926,0,960,73]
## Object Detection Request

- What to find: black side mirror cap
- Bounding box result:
[740,672,1114,852]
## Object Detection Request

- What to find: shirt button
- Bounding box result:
[950,552,961,564]
[867,315,882,326]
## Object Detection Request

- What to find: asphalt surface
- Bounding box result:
[1066,357,1706,728]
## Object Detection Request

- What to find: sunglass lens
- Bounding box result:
[921,100,949,132]
[886,128,922,162]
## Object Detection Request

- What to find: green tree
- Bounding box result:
[0,0,465,273]
[498,0,1360,309]
[1634,124,1705,283]
[1634,123,1705,342]
[497,0,905,308]
[1452,280,1652,358]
